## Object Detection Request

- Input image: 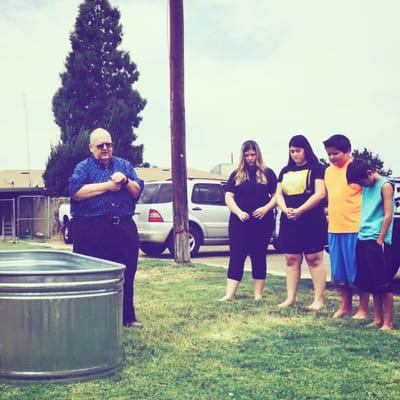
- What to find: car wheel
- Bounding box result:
[168,226,202,258]
[139,242,167,256]
[63,222,73,244]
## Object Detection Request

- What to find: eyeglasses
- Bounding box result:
[96,142,113,150]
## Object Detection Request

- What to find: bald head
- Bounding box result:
[90,128,112,145]
[89,128,113,166]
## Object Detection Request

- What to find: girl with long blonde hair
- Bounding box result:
[234,140,268,186]
[220,140,277,301]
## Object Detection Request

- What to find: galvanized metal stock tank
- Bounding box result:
[0,250,125,383]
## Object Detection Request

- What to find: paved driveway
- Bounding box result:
[139,245,332,281]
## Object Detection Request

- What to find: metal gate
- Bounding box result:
[0,199,16,240]
[16,196,50,239]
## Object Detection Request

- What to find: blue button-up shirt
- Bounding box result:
[69,155,144,218]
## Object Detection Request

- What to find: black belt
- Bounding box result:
[74,215,132,225]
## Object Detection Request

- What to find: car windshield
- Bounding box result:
[138,183,172,204]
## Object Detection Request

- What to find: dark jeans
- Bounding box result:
[72,218,139,324]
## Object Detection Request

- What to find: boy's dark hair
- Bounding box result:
[346,158,371,184]
[287,134,319,167]
[323,134,351,153]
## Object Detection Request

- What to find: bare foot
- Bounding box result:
[306,302,324,311]
[218,295,235,302]
[333,308,353,318]
[380,324,394,331]
[366,321,383,328]
[278,300,296,308]
[352,310,369,320]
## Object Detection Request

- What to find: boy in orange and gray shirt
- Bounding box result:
[323,134,369,318]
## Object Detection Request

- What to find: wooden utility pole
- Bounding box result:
[169,0,190,263]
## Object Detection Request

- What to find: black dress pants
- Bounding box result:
[72,218,139,325]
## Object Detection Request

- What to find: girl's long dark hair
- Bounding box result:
[286,135,319,167]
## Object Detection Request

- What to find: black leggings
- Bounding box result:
[72,218,139,325]
[227,215,273,281]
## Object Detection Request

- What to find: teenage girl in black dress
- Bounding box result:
[219,140,277,301]
[276,135,327,310]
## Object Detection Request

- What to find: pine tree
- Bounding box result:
[44,0,146,195]
[43,132,90,196]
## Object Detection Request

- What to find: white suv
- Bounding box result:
[134,178,280,257]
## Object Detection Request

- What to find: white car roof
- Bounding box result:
[144,178,226,184]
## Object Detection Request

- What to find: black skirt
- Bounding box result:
[278,211,327,254]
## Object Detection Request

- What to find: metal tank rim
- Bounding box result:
[0,250,126,275]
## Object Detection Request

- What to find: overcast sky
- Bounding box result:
[1,0,399,176]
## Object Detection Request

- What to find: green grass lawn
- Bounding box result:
[1,250,400,399]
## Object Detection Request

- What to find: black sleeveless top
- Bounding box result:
[225,167,277,224]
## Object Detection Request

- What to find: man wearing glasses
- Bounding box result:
[69,127,144,328]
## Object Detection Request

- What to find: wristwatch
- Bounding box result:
[121,177,129,187]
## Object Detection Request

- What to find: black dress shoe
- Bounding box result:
[123,320,143,328]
